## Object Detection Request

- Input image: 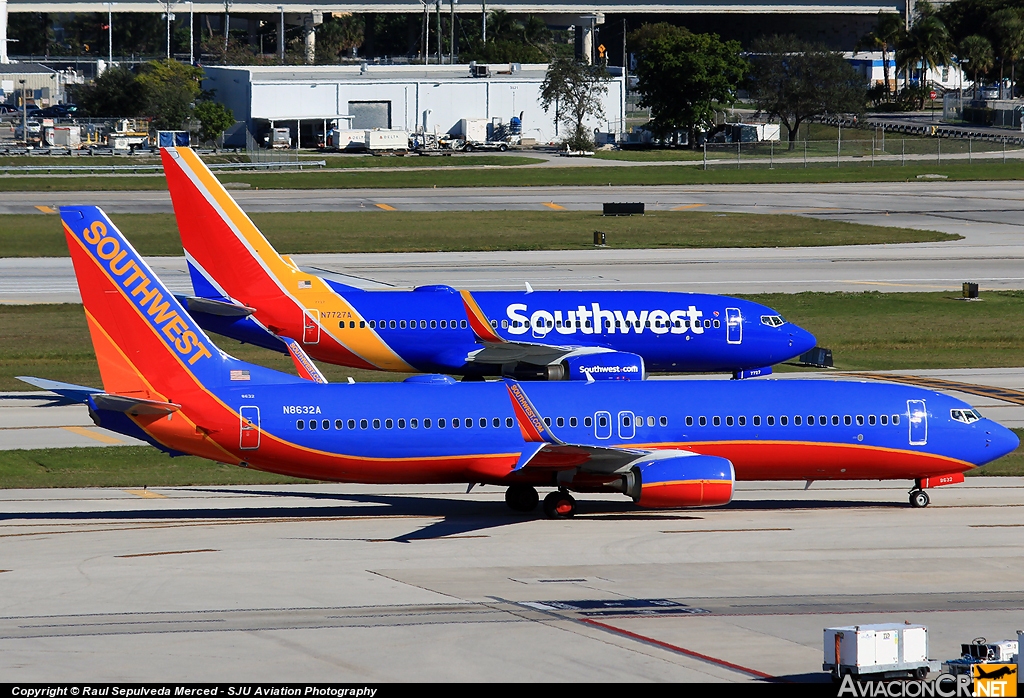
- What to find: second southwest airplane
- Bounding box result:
[160,147,815,381]
[36,206,1019,516]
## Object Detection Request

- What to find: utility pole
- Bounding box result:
[436,0,442,65]
[163,2,175,60]
[450,0,456,65]
[422,1,429,64]
[105,2,116,66]
[189,0,194,64]
[278,6,285,63]
[481,1,486,44]
[223,0,231,55]
[20,79,27,145]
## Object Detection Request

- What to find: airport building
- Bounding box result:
[203,62,627,148]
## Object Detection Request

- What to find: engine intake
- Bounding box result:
[631,452,735,508]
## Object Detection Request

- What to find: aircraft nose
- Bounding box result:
[787,325,817,356]
[984,422,1020,462]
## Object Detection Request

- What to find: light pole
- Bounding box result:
[435,0,441,65]
[104,2,116,65]
[420,1,428,65]
[277,6,285,63]
[189,0,194,64]
[19,79,27,145]
[162,2,175,60]
[223,0,232,55]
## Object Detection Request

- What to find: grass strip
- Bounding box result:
[1,430,1020,489]
[0,210,958,258]
[3,291,1023,391]
[3,160,1024,191]
[0,154,543,169]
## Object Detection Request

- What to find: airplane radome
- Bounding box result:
[160,146,817,382]
[22,206,1019,518]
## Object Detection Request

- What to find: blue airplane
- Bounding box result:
[26,206,1018,517]
[160,147,815,381]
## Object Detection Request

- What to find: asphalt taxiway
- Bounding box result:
[0,478,1021,681]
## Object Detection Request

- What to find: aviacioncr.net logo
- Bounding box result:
[837,673,972,697]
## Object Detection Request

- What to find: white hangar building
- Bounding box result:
[202,63,627,148]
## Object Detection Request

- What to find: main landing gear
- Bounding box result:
[504,486,577,518]
[909,489,930,508]
[505,484,539,512]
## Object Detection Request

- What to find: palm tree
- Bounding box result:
[959,34,994,98]
[986,8,1024,97]
[858,11,906,99]
[898,2,952,90]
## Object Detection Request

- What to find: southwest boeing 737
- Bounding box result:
[26,206,1017,516]
[159,147,815,381]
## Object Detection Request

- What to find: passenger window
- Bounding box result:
[544,417,551,426]
[556,417,564,427]
[359,321,365,328]
[806,415,814,425]
[599,416,608,427]
[752,416,760,426]
[686,416,693,427]
[584,416,592,427]
[713,320,720,328]
[400,320,407,329]
[360,419,368,429]
[460,320,468,329]
[410,418,418,428]
[766,416,774,426]
[452,418,459,428]
[492,417,500,427]
[309,420,317,430]
[713,416,721,426]
[880,415,888,425]
[501,320,508,329]
[780,416,788,426]
[398,419,406,429]
[322,419,330,430]
[794,416,802,426]
[440,320,447,329]
[660,416,668,427]
[424,418,431,428]
[348,419,356,429]
[647,416,655,427]
[389,320,396,329]
[349,321,355,329]
[869,415,876,426]
[438,418,446,428]
[430,320,437,329]
[622,415,631,427]
[704,320,711,328]
[831,415,839,426]
[506,417,514,427]
[385,419,393,429]
[699,416,707,426]
[420,320,427,329]
[738,416,746,426]
[335,419,343,429]
[818,415,826,426]
[892,415,900,425]
[465,418,472,428]
[373,419,381,429]
[726,416,734,426]
[296,420,304,430]
[844,415,852,426]
[480,418,487,428]
[570,417,578,427]
[856,415,865,426]
[369,320,376,329]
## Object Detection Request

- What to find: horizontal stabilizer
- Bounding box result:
[17,376,102,403]
[91,393,181,416]
[178,295,256,318]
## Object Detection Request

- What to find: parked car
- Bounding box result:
[36,104,78,119]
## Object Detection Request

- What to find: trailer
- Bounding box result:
[326,129,365,151]
[366,129,409,155]
[824,624,940,681]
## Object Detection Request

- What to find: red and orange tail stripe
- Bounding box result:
[460,290,504,343]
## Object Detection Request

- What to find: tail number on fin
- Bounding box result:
[77,219,213,367]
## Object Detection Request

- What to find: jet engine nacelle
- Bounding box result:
[563,352,646,381]
[631,452,735,508]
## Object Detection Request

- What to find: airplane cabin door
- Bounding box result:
[907,400,927,445]
[303,309,321,345]
[240,406,261,450]
[725,307,742,344]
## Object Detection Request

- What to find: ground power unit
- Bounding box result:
[824,623,940,681]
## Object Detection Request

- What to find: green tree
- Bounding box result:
[632,26,747,145]
[959,34,995,95]
[77,65,146,117]
[898,2,953,88]
[194,100,235,144]
[136,59,204,131]
[539,58,609,151]
[986,8,1024,95]
[316,14,366,63]
[748,35,866,148]
[858,11,906,99]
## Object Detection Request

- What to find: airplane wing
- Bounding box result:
[504,378,695,475]
[460,290,611,366]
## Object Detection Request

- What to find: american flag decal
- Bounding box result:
[230,370,251,381]
[298,280,312,289]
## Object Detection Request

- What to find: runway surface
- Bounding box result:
[5,368,1023,451]
[0,478,1022,681]
[5,180,1024,303]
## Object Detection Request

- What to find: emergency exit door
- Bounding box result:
[303,309,321,344]
[240,406,261,450]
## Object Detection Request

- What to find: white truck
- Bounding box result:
[824,623,940,682]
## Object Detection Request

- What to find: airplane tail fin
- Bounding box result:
[60,206,229,400]
[160,146,294,308]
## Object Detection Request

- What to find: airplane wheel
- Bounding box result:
[909,490,930,508]
[543,490,576,519]
[505,485,539,513]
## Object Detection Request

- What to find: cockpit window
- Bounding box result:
[950,409,982,424]
[760,315,785,327]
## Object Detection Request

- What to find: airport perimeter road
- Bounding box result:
[5,368,1023,450]
[0,478,1022,681]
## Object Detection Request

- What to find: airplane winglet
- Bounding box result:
[503,378,562,444]
[459,290,505,343]
[281,337,329,384]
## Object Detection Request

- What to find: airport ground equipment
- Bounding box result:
[943,638,1019,676]
[824,624,940,681]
